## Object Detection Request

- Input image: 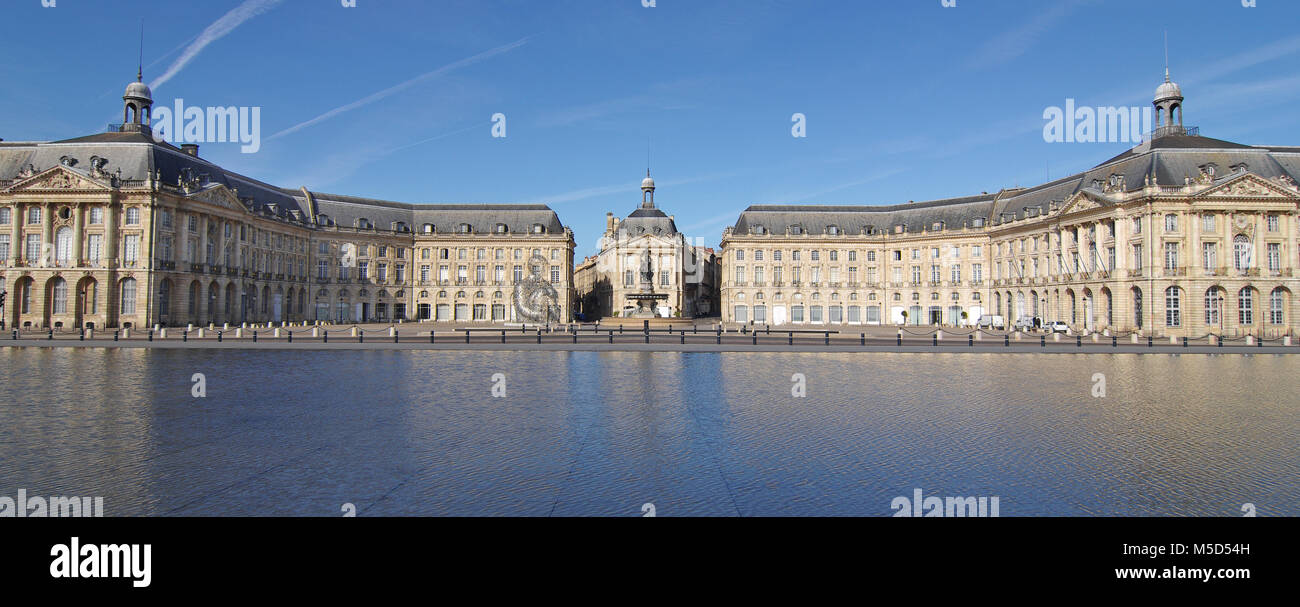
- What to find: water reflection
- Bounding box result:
[0,348,1295,516]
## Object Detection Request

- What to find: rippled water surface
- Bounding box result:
[0,348,1296,516]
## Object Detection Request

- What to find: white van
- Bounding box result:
[977,315,1006,329]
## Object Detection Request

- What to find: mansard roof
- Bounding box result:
[0,133,566,235]
[732,131,1300,236]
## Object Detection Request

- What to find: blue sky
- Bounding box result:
[3,0,1299,255]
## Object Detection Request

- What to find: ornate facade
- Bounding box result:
[0,76,573,330]
[720,74,1300,338]
[573,174,719,319]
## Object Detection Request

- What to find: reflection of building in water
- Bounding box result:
[721,71,1300,338]
[573,173,719,319]
[0,74,574,329]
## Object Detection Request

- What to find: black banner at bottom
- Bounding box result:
[1,517,1280,597]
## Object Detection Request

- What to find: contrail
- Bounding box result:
[267,37,531,142]
[151,0,284,90]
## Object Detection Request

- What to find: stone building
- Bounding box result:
[573,174,719,319]
[0,75,573,330]
[720,72,1300,338]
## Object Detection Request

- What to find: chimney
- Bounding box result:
[606,212,614,231]
[181,144,199,157]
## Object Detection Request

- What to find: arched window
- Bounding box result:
[120,278,138,315]
[1164,286,1180,327]
[55,227,73,265]
[1238,287,1254,325]
[1234,235,1253,271]
[51,278,68,314]
[1270,289,1286,325]
[1205,288,1223,327]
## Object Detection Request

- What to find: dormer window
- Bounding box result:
[495,223,509,234]
[932,222,944,231]
[751,225,766,235]
[972,218,986,228]
[393,221,407,232]
[460,223,473,234]
[357,218,371,229]
[826,225,840,235]
[423,223,435,233]
[789,225,803,235]
[532,224,545,234]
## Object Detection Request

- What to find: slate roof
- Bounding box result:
[732,132,1300,236]
[0,132,566,235]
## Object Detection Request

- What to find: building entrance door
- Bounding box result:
[772,305,787,326]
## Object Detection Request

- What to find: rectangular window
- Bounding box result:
[810,306,824,323]
[0,208,9,224]
[420,265,430,282]
[1133,245,1143,270]
[1202,242,1217,270]
[90,208,104,224]
[1164,242,1178,270]
[0,235,8,259]
[1202,214,1215,232]
[359,261,369,280]
[28,207,41,225]
[395,265,405,282]
[317,260,328,279]
[551,266,561,284]
[1267,243,1281,272]
[1267,215,1279,232]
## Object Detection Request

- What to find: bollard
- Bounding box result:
[1217,335,1223,348]
[288,330,293,343]
[394,330,399,344]
[1257,336,1263,348]
[790,332,795,346]
[323,330,328,343]
[253,330,258,343]
[114,330,119,342]
[646,331,650,344]
[1004,334,1009,347]
[183,330,188,342]
[147,329,152,342]
[609,330,614,344]
[1147,336,1153,348]
[933,333,938,347]
[1112,336,1117,348]
[861,333,866,346]
[717,331,722,345]
[1183,336,1188,348]
[12,330,17,341]
[680,332,685,345]
[217,331,223,343]
[573,331,578,344]
[824,332,830,346]
[897,333,902,347]
[80,329,86,342]
[1076,335,1081,347]
[752,333,757,345]
[48,329,55,340]
[969,334,974,347]
[430,330,436,344]
[1040,335,1046,348]
[501,330,506,344]
[359,330,364,344]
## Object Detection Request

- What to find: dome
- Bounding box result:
[641,176,655,189]
[1154,77,1181,102]
[124,80,152,101]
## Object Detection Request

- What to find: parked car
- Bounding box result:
[1012,318,1035,331]
[1045,321,1070,333]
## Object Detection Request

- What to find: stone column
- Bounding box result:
[73,204,85,267]
[10,203,22,263]
[41,202,53,266]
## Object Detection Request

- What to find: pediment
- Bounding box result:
[186,184,246,211]
[4,165,113,193]
[1059,192,1106,215]
[1196,173,1298,200]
